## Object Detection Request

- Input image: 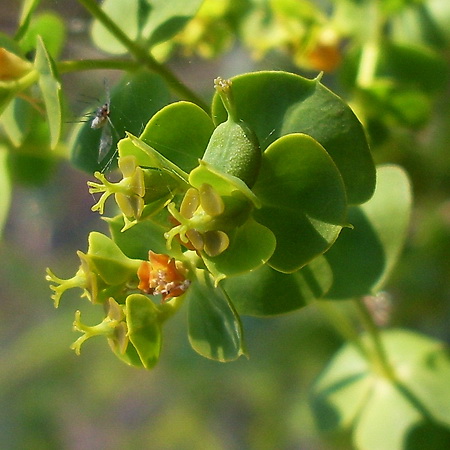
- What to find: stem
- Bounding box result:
[354,298,395,379]
[57,59,140,74]
[355,0,383,88]
[76,0,209,112]
[356,42,379,88]
[314,300,369,359]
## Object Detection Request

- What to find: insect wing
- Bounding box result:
[97,121,113,163]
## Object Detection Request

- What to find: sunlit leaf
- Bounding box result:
[143,0,204,47]
[253,133,347,273]
[311,329,450,449]
[203,218,276,280]
[139,101,214,172]
[187,269,246,361]
[91,0,202,54]
[91,0,141,55]
[126,293,162,369]
[19,12,66,59]
[87,232,141,285]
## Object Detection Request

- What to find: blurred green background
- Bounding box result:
[1,1,450,448]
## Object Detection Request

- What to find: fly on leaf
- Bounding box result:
[91,87,116,164]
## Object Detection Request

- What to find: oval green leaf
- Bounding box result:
[126,294,162,369]
[139,101,214,172]
[87,232,141,285]
[107,214,169,260]
[187,269,246,362]
[311,329,450,449]
[19,12,66,59]
[253,133,347,273]
[202,218,276,280]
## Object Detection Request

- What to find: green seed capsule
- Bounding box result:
[202,78,261,187]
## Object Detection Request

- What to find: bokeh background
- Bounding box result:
[1,1,450,448]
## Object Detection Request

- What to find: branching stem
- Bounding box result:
[76,0,209,112]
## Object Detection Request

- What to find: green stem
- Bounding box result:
[353,298,438,422]
[356,42,379,88]
[76,0,209,112]
[355,0,384,88]
[57,59,140,74]
[354,298,395,379]
[314,300,369,359]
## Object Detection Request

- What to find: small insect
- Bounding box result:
[91,90,115,164]
[88,79,122,169]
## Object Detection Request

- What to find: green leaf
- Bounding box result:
[379,42,449,93]
[4,104,57,186]
[224,255,332,316]
[87,232,141,285]
[124,133,189,184]
[386,331,450,426]
[187,269,246,361]
[390,1,448,48]
[311,329,450,449]
[211,71,376,205]
[111,337,145,368]
[0,146,11,236]
[252,133,347,273]
[91,0,202,54]
[7,152,56,186]
[142,0,204,47]
[360,84,433,128]
[203,218,276,280]
[126,294,162,369]
[70,70,170,173]
[189,160,261,208]
[324,165,412,299]
[91,0,141,55]
[19,12,66,59]
[139,101,214,172]
[341,42,449,94]
[34,36,62,149]
[354,375,423,450]
[15,0,42,40]
[0,97,33,147]
[107,214,169,260]
[426,0,450,44]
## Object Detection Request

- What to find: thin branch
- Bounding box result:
[76,0,210,112]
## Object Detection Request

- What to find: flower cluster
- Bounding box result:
[47,71,375,368]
